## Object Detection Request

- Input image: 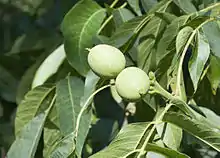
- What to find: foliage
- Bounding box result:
[1,0,220,158]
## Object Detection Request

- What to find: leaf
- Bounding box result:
[203,21,220,58]
[8,30,61,55]
[188,31,210,91]
[156,122,182,150]
[145,143,189,158]
[43,127,62,157]
[172,0,197,14]
[81,70,100,105]
[140,0,158,13]
[137,38,155,72]
[75,71,100,157]
[55,72,99,157]
[207,55,220,95]
[199,107,220,128]
[155,12,177,24]
[7,110,51,158]
[90,118,119,144]
[137,0,172,72]
[156,15,190,63]
[16,52,52,104]
[163,112,220,152]
[148,0,171,14]
[109,15,152,48]
[56,76,84,136]
[90,122,189,158]
[9,0,44,14]
[32,44,66,88]
[15,85,55,135]
[50,133,75,158]
[61,0,106,76]
[113,8,135,28]
[127,0,142,16]
[0,64,19,102]
[176,26,194,55]
[89,122,151,158]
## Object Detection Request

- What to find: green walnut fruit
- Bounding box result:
[87,44,126,78]
[115,67,150,101]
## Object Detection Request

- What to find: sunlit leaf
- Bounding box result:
[15,85,55,135]
[61,0,106,76]
[163,111,220,152]
[176,26,193,55]
[32,44,66,88]
[156,122,182,150]
[90,122,151,158]
[188,31,210,91]
[203,21,220,58]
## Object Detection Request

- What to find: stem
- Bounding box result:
[74,84,112,137]
[176,18,215,99]
[148,72,196,117]
[196,2,220,15]
[97,15,113,35]
[97,2,127,35]
[46,94,56,114]
[110,0,119,8]
[137,104,173,157]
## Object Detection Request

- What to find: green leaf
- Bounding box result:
[207,55,220,95]
[43,127,62,157]
[8,0,45,15]
[16,52,52,104]
[188,31,210,91]
[55,72,99,157]
[50,133,75,158]
[113,8,135,28]
[200,107,220,128]
[75,71,99,157]
[15,85,55,135]
[156,15,190,64]
[0,64,19,102]
[155,12,177,24]
[61,0,106,76]
[203,21,220,58]
[156,122,182,150]
[89,122,151,158]
[176,26,194,55]
[81,70,100,105]
[137,38,155,73]
[148,0,171,14]
[56,76,84,136]
[90,122,189,158]
[145,143,189,158]
[138,0,172,72]
[163,112,220,152]
[32,44,66,88]
[172,0,197,14]
[127,0,142,16]
[109,15,152,48]
[140,0,158,13]
[7,108,52,158]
